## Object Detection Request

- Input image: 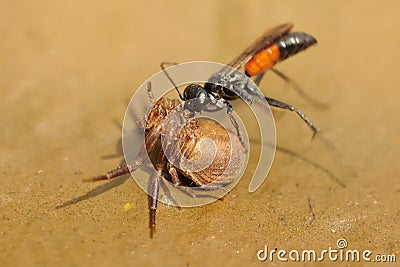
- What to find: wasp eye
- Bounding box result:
[182,84,208,113]
[183,84,207,100]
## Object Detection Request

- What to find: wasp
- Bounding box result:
[163,23,319,138]
[85,23,319,237]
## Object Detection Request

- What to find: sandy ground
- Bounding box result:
[1,1,399,266]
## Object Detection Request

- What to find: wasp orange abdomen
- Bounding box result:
[245,32,317,77]
[245,44,281,77]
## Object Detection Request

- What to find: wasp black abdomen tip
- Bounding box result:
[277,32,318,61]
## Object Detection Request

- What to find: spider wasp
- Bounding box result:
[162,23,319,139]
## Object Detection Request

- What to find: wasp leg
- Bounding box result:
[83,122,161,182]
[253,71,266,86]
[253,69,327,108]
[270,68,328,108]
[265,96,319,138]
[166,162,201,198]
[224,101,247,153]
[198,182,230,192]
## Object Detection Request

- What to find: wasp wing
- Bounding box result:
[226,23,293,70]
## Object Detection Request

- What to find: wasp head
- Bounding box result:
[182,84,209,113]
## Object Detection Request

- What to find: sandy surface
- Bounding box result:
[1,1,399,266]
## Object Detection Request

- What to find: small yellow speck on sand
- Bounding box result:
[122,202,134,212]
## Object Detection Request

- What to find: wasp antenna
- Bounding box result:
[160,62,186,101]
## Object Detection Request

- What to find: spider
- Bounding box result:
[84,82,246,238]
[84,23,324,238]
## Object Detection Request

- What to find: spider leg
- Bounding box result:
[167,162,181,185]
[82,165,131,182]
[164,127,205,197]
[148,169,162,238]
[148,146,167,238]
[166,162,200,198]
[127,82,158,130]
[84,121,162,181]
[147,81,155,104]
